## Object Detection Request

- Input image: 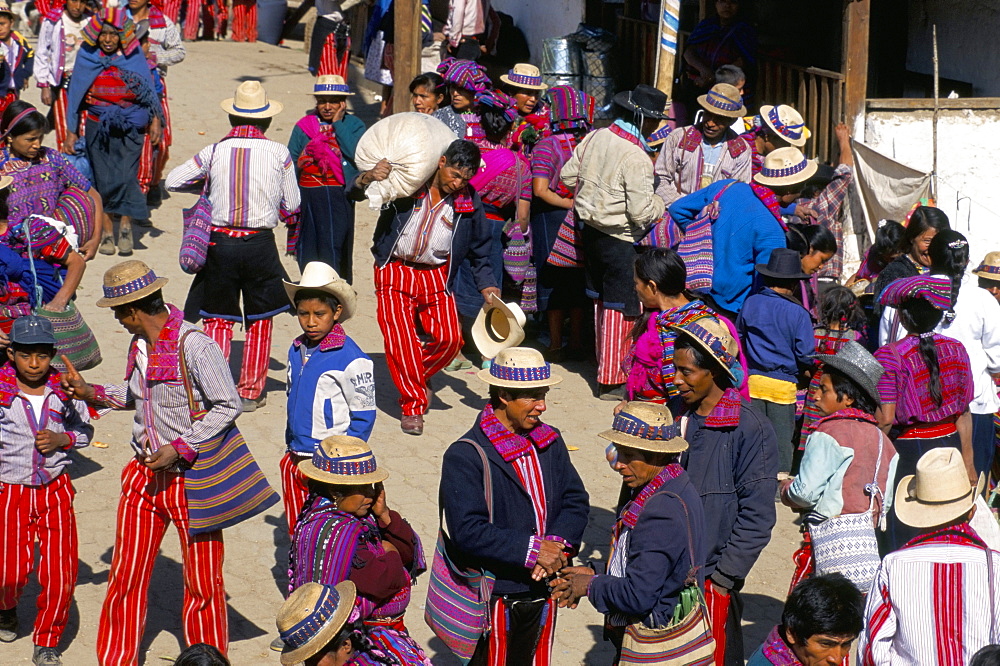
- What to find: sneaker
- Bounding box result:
[32,646,62,666]
[241,395,267,413]
[400,414,424,436]
[0,608,16,642]
[98,235,116,256]
[117,228,133,256]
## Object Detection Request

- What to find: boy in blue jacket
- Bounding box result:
[281,262,375,534]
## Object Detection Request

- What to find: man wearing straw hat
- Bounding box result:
[438,347,589,665]
[167,80,299,413]
[858,448,999,665]
[275,581,358,666]
[654,83,752,206]
[60,260,243,664]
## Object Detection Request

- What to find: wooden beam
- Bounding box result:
[392,0,422,115]
[843,0,871,127]
[867,97,1000,110]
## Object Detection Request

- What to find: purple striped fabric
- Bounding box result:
[548,85,594,132]
[874,334,973,426]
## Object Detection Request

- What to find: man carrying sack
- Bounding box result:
[61,260,278,665]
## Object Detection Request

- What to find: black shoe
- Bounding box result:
[0,608,17,642]
[241,395,267,413]
[146,186,163,208]
[33,646,62,665]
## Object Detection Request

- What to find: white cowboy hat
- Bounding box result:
[283,261,357,322]
[477,347,563,389]
[499,63,548,91]
[753,146,818,188]
[760,104,811,147]
[311,74,355,97]
[471,297,526,360]
[277,581,356,665]
[895,447,985,529]
[220,80,284,118]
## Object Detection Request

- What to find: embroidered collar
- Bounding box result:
[224,125,268,141]
[813,408,878,429]
[759,626,802,665]
[292,324,346,352]
[619,464,685,529]
[0,361,66,408]
[905,523,984,549]
[125,304,185,381]
[610,120,649,151]
[413,184,475,214]
[478,403,558,462]
[697,388,743,429]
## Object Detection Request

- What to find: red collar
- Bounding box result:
[478,403,558,462]
[609,123,643,148]
[905,523,985,549]
[413,185,475,214]
[688,388,744,429]
[125,304,185,381]
[619,464,685,529]
[225,125,268,141]
[0,362,66,408]
[292,324,346,352]
[813,408,879,429]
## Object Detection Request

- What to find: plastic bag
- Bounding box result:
[354,112,458,209]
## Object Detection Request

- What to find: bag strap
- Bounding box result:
[21,218,43,308]
[987,543,997,643]
[658,490,699,586]
[177,329,200,419]
[441,437,494,528]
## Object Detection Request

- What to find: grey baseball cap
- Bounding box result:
[10,315,56,346]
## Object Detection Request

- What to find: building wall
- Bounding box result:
[864,108,1000,256]
[491,0,584,64]
[906,0,1000,96]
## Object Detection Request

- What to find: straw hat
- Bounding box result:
[815,341,884,405]
[220,80,284,118]
[753,147,818,188]
[297,436,389,485]
[647,121,673,148]
[669,317,738,382]
[0,2,13,17]
[0,175,12,190]
[697,83,747,119]
[599,401,688,454]
[973,251,1000,280]
[894,448,985,529]
[312,74,354,97]
[96,260,169,308]
[471,298,526,360]
[499,63,548,91]
[277,581,356,665]
[477,347,563,389]
[760,104,811,147]
[283,262,357,323]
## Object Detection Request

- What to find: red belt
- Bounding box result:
[898,422,957,439]
[214,226,266,239]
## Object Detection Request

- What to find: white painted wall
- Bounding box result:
[491,0,585,64]
[906,0,1000,96]
[864,108,1000,262]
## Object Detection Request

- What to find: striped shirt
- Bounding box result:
[94,321,242,463]
[392,189,455,266]
[166,129,300,230]
[874,334,973,427]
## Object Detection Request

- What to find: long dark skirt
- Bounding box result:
[296,183,355,283]
[530,207,587,312]
[581,224,641,317]
[85,119,148,220]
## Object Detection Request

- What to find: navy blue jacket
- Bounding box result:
[589,472,705,627]
[737,287,816,383]
[367,185,497,293]
[681,391,778,590]
[439,422,590,597]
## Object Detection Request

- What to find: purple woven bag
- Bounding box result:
[179,146,216,274]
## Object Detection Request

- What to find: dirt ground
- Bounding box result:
[3,37,800,665]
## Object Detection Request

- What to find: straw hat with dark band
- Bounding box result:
[297,436,389,486]
[96,260,169,308]
[277,581,356,665]
[599,401,688,454]
[478,347,562,389]
[894,448,985,529]
[669,317,738,383]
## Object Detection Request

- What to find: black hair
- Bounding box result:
[488,384,547,408]
[293,289,342,311]
[897,298,945,406]
[0,185,9,220]
[782,573,863,643]
[306,478,345,503]
[173,643,231,666]
[817,286,865,331]
[868,221,905,272]
[314,621,360,661]
[824,367,878,415]
[1,100,50,139]
[903,206,950,255]
[443,139,481,174]
[478,103,514,145]
[228,114,271,132]
[409,72,446,95]
[970,645,1000,666]
[673,332,734,390]
[928,229,969,325]
[630,248,688,341]
[785,222,837,258]
[714,64,746,86]
[9,342,56,356]
[979,276,1000,291]
[128,290,167,316]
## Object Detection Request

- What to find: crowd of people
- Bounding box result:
[1,1,1000,666]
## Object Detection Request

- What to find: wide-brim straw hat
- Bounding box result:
[500,63,548,91]
[647,120,673,148]
[0,2,13,17]
[895,447,985,529]
[697,83,747,118]
[669,317,738,383]
[478,346,563,389]
[599,401,688,453]
[312,74,355,96]
[472,298,526,360]
[220,80,284,118]
[96,260,169,308]
[283,261,357,323]
[297,436,389,485]
[973,251,1000,281]
[814,340,884,405]
[760,104,811,147]
[278,581,356,665]
[753,146,818,188]
[0,175,12,190]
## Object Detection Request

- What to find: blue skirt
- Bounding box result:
[296,183,354,283]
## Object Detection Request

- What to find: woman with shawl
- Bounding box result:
[683,0,757,92]
[64,8,163,257]
[287,75,366,282]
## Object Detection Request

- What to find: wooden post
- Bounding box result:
[843,0,871,130]
[931,24,939,200]
[392,0,422,115]
[654,0,681,97]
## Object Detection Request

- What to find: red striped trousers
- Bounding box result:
[483,597,556,665]
[279,452,309,536]
[203,317,273,400]
[594,302,633,385]
[49,84,71,150]
[375,260,462,416]
[231,0,257,42]
[160,0,182,22]
[97,459,226,666]
[0,474,77,648]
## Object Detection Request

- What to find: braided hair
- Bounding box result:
[897,298,945,406]
[928,229,969,325]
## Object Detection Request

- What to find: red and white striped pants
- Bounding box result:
[375,260,462,416]
[480,597,556,666]
[279,452,309,536]
[160,0,182,22]
[231,0,257,42]
[0,474,77,648]
[49,84,71,150]
[138,85,172,195]
[594,302,634,386]
[97,459,226,666]
[203,317,272,400]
